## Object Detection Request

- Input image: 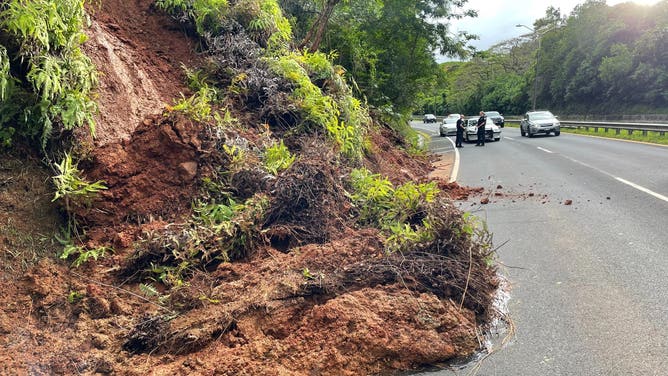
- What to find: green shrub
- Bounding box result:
[349,168,440,252]
[52,152,107,210]
[0,0,98,148]
[60,243,110,267]
[155,0,229,35]
[269,51,368,159]
[263,139,295,175]
[348,167,393,223]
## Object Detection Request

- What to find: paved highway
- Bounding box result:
[412,123,668,376]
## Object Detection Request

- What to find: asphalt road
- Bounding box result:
[412,123,668,376]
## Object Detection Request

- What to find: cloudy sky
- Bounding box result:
[440,0,662,60]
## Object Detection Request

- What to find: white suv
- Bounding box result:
[520,110,560,137]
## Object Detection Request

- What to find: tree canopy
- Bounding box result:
[280,0,477,114]
[422,0,668,116]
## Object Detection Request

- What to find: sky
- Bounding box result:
[439,0,662,61]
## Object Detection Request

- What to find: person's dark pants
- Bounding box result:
[455,131,463,147]
[477,128,485,145]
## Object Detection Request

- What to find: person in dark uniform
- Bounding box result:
[476,111,486,146]
[455,114,465,147]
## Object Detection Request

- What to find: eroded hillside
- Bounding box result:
[0,1,498,374]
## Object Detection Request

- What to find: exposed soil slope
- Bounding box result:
[0,1,499,375]
[84,0,201,146]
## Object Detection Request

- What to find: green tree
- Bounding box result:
[281,0,477,114]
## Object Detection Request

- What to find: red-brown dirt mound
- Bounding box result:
[82,114,204,224]
[0,1,499,375]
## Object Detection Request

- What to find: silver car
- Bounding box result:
[464,117,501,142]
[520,110,561,137]
[439,114,461,136]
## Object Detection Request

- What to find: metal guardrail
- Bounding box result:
[558,121,668,136]
[505,117,668,136]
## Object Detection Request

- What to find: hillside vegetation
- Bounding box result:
[0,0,498,374]
[422,1,668,116]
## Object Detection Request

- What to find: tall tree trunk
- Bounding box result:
[299,0,341,52]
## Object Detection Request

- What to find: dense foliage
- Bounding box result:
[427,0,668,116]
[0,0,97,148]
[157,0,371,160]
[280,0,477,115]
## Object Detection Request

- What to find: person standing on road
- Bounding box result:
[455,114,465,147]
[476,111,486,146]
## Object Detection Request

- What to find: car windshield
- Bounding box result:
[485,111,500,117]
[529,112,555,121]
[447,115,459,119]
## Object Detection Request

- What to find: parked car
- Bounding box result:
[484,111,505,127]
[439,114,461,136]
[464,117,501,142]
[520,110,560,137]
[423,114,437,123]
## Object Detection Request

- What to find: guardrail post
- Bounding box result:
[604,127,608,133]
[594,127,598,132]
[616,129,621,135]
[661,131,665,136]
[642,130,648,136]
[628,129,633,135]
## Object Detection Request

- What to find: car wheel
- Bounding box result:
[555,130,560,136]
[520,126,526,137]
[495,138,500,142]
[440,132,445,137]
[528,128,534,138]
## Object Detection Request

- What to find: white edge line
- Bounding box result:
[615,177,668,203]
[537,146,554,153]
[504,136,515,140]
[444,135,460,183]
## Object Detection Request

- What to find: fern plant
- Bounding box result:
[156,0,229,34]
[0,46,10,101]
[60,244,110,267]
[0,0,98,148]
[349,168,441,252]
[263,139,295,175]
[52,152,107,209]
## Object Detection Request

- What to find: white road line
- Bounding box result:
[537,146,554,153]
[444,135,460,183]
[504,136,515,140]
[615,177,668,203]
[563,156,668,204]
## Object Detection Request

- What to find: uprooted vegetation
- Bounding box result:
[0,0,499,374]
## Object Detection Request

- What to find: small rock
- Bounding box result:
[564,200,573,205]
[178,161,198,181]
[606,196,611,200]
[496,185,503,189]
[480,198,490,204]
[91,333,111,350]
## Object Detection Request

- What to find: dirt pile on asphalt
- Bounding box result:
[0,1,499,374]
